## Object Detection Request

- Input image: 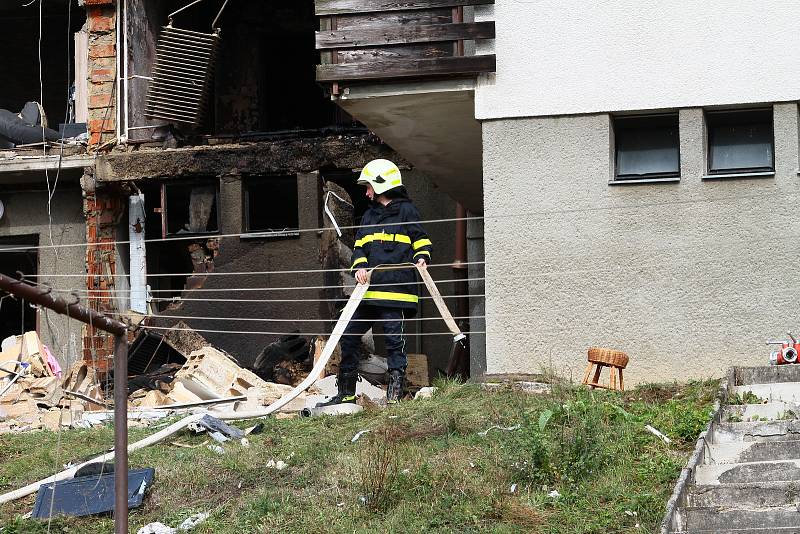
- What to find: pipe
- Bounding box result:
[0,275,127,336]
[122,0,129,143]
[113,335,129,534]
[116,0,122,143]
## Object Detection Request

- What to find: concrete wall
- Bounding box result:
[0,185,86,369]
[474,1,800,120]
[482,103,800,384]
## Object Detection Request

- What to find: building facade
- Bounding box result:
[317,0,800,383]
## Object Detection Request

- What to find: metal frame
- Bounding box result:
[705,107,775,176]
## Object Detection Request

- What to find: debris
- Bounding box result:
[351,429,371,442]
[169,347,269,403]
[251,334,310,383]
[207,444,225,455]
[137,390,172,408]
[478,424,521,437]
[645,424,672,444]
[137,523,175,534]
[178,512,210,530]
[31,468,155,519]
[510,483,518,493]
[309,374,384,404]
[188,415,245,443]
[74,462,114,478]
[61,361,104,409]
[414,387,438,400]
[406,353,429,388]
[128,331,186,375]
[171,440,209,449]
[274,412,297,420]
[301,404,364,417]
[266,459,288,470]
[244,422,264,435]
[548,490,561,499]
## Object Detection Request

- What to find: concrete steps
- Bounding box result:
[665,365,800,533]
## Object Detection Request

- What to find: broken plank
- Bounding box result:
[316,54,495,81]
[316,0,494,16]
[316,21,495,49]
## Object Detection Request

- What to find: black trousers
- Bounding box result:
[340,305,407,373]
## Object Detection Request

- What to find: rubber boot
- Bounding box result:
[316,371,358,407]
[387,369,405,404]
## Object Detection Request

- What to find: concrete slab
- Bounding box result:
[735,365,800,386]
[688,481,800,508]
[695,460,800,485]
[723,402,800,423]
[734,383,800,404]
[685,504,800,531]
[714,420,800,443]
[707,440,800,464]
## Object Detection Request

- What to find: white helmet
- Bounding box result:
[357,159,402,195]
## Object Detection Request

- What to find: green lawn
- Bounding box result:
[0,379,718,533]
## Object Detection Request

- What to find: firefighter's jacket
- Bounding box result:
[350,198,432,316]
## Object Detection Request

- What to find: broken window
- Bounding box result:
[164,181,219,236]
[0,235,38,341]
[0,1,87,146]
[127,1,357,139]
[243,175,299,236]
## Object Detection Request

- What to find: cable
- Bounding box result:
[142,325,485,337]
[26,260,484,279]
[45,275,484,294]
[148,293,486,304]
[2,188,800,253]
[124,313,485,324]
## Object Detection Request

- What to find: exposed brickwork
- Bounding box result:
[82,187,124,371]
[85,3,116,146]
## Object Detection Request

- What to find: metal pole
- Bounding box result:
[113,334,129,534]
[0,273,129,532]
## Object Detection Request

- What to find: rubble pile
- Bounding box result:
[0,326,429,434]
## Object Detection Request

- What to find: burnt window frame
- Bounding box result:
[612,113,681,182]
[241,174,300,239]
[161,178,221,238]
[705,107,775,176]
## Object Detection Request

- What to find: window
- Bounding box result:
[244,175,299,236]
[614,114,680,180]
[163,180,219,236]
[706,108,774,175]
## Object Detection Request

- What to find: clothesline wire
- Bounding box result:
[27,260,485,279]
[117,313,484,324]
[1,188,798,253]
[142,325,484,337]
[146,293,486,304]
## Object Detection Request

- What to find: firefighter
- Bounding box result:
[319,159,432,406]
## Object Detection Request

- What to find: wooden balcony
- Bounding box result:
[315,0,495,87]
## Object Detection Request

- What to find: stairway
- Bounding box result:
[665,365,800,534]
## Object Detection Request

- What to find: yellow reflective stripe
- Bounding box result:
[384,168,399,176]
[363,291,419,303]
[355,233,412,247]
[413,238,432,250]
[351,257,368,269]
[413,250,431,257]
[390,179,402,186]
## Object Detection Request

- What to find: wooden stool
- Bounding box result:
[582,347,629,391]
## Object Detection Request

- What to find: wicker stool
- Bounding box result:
[582,347,629,391]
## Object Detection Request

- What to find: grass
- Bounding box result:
[0,378,718,533]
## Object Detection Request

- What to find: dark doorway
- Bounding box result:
[0,235,39,341]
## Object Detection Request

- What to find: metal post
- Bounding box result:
[113,334,129,534]
[0,273,129,532]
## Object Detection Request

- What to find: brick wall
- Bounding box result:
[85,0,116,145]
[83,186,123,370]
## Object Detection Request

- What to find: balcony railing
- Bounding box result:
[315,0,495,87]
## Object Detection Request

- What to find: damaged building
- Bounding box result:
[0,0,480,383]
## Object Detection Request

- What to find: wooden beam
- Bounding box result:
[0,155,95,173]
[316,21,494,49]
[315,0,494,16]
[316,54,495,82]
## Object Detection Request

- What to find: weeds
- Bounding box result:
[357,425,400,511]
